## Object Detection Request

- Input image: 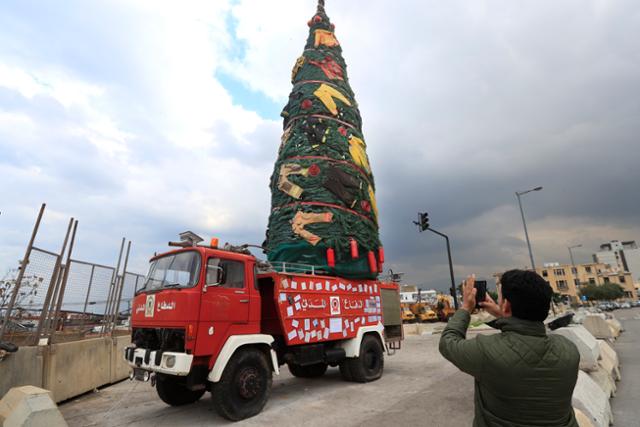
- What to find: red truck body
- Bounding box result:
[126,243,402,420]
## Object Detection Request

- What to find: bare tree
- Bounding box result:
[0,269,43,320]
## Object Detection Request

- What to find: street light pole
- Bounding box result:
[568,244,582,267]
[515,186,543,270]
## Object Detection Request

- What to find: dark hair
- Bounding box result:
[500,269,552,321]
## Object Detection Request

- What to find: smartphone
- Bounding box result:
[474,280,487,308]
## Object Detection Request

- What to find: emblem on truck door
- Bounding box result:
[330,296,341,315]
[145,294,155,317]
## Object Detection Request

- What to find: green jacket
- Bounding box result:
[439,310,580,427]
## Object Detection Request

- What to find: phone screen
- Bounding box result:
[474,280,487,308]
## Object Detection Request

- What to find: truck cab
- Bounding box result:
[125,239,402,421]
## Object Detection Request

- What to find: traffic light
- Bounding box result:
[419,212,429,231]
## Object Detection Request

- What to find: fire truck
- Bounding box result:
[124,234,403,421]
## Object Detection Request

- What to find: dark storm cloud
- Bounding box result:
[1,0,639,292]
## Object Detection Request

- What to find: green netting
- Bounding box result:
[265,2,382,279]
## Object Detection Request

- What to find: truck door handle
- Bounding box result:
[239,299,249,303]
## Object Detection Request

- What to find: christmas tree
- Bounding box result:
[265,0,382,279]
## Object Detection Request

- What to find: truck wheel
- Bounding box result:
[343,334,384,383]
[288,362,328,378]
[212,348,272,421]
[155,373,205,406]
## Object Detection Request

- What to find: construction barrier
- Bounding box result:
[606,318,622,337]
[572,371,612,427]
[582,315,615,340]
[574,408,595,427]
[0,336,131,403]
[551,325,600,371]
[587,367,616,398]
[0,386,67,427]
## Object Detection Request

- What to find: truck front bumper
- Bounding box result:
[124,347,193,376]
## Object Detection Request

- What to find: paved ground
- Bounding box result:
[611,307,640,426]
[60,330,477,427]
[59,310,640,427]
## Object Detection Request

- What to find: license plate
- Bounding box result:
[133,368,149,381]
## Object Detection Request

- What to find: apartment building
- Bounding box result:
[494,263,637,303]
[536,262,636,302]
[594,240,640,284]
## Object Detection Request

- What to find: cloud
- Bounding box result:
[1,0,639,296]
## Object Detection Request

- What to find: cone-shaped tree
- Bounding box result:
[265,0,382,279]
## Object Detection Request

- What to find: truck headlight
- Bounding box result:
[165,355,176,368]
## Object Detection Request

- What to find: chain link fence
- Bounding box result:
[1,245,144,345]
[0,247,59,342]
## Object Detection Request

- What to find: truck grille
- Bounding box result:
[132,327,185,352]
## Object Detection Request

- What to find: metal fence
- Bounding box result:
[0,204,145,345]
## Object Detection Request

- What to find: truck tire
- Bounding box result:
[212,348,272,421]
[342,334,384,383]
[288,362,328,378]
[155,373,205,406]
[338,361,353,381]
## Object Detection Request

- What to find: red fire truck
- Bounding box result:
[124,235,403,421]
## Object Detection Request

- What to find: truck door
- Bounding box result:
[196,257,250,355]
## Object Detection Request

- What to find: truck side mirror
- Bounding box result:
[204,266,225,291]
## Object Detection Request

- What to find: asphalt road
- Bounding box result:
[59,311,640,427]
[60,330,477,427]
[610,307,640,426]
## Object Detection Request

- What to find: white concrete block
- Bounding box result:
[572,371,612,427]
[402,323,419,336]
[582,315,615,339]
[597,340,619,368]
[587,366,616,398]
[606,318,622,336]
[598,350,621,382]
[574,408,596,427]
[0,385,68,427]
[551,325,600,371]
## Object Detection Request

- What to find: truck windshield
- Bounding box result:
[140,251,201,292]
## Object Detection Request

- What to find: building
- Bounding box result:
[593,240,640,285]
[399,285,438,304]
[536,262,637,303]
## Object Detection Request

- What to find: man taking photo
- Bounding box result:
[439,270,580,427]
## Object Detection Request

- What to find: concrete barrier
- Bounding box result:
[588,366,616,397]
[44,337,112,402]
[606,318,622,336]
[597,340,620,372]
[582,315,615,339]
[1,336,131,404]
[110,335,132,382]
[598,340,622,381]
[0,346,45,400]
[574,408,596,427]
[402,323,419,335]
[572,371,612,427]
[598,351,620,383]
[0,386,67,427]
[551,325,600,371]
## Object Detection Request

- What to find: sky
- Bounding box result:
[1,0,639,294]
